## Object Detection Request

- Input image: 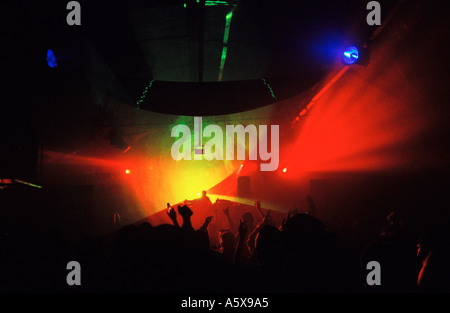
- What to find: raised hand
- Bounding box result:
[223,206,237,234]
[166,206,180,228]
[234,218,250,264]
[167,207,177,220]
[176,205,194,231]
[177,205,193,218]
[280,211,290,231]
[200,216,214,232]
[255,200,265,218]
[205,216,213,225]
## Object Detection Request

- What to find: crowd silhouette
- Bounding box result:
[1,196,449,293]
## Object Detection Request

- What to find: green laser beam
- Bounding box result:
[218,11,233,81]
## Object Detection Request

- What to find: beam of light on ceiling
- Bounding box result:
[218,10,233,81]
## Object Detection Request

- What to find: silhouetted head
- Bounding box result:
[282,213,325,250]
[115,225,140,251]
[138,222,153,241]
[202,190,207,198]
[219,230,235,251]
[194,230,210,250]
[256,225,282,262]
[241,212,254,226]
[386,211,403,228]
[139,222,153,232]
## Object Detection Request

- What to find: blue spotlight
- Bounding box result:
[342,46,359,65]
[47,49,57,68]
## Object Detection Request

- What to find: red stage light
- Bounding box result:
[125,169,131,174]
[281,49,425,175]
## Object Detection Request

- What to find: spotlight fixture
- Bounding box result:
[342,45,370,66]
[342,46,359,65]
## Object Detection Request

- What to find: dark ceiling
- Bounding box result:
[4,0,398,115]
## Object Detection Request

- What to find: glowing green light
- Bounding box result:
[205,0,232,6]
[218,47,228,80]
[14,179,43,189]
[188,1,237,8]
[136,80,155,109]
[262,78,277,100]
[218,11,233,81]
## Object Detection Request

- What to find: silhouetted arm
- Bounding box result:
[234,218,248,265]
[280,207,298,231]
[223,206,236,234]
[306,195,316,216]
[255,201,265,219]
[177,205,194,232]
[167,207,180,228]
[247,210,273,255]
[199,216,213,233]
